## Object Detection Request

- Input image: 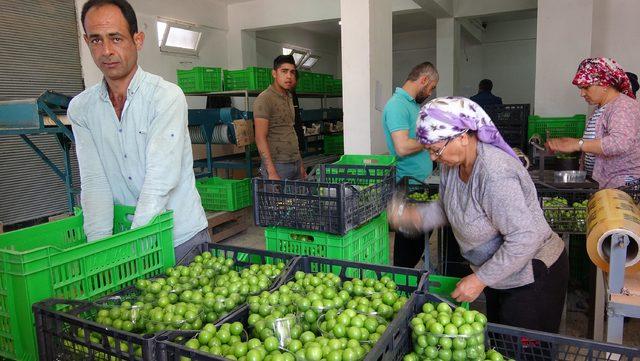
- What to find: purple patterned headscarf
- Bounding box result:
[416,96,517,159]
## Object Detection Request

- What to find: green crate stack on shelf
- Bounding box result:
[297,71,324,93]
[0,206,174,361]
[320,73,334,93]
[196,177,252,212]
[176,67,223,93]
[323,134,344,155]
[527,114,586,142]
[327,78,342,95]
[265,212,390,273]
[224,67,273,91]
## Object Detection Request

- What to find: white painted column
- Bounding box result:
[436,17,459,97]
[226,29,257,69]
[340,0,392,155]
[534,0,593,116]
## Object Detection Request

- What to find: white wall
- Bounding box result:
[591,0,640,76]
[480,18,536,105]
[535,0,593,117]
[74,0,228,108]
[392,29,437,89]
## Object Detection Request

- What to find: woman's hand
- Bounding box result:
[451,274,486,303]
[545,137,580,153]
[387,194,423,236]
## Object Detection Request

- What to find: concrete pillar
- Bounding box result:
[534,0,593,116]
[340,0,392,155]
[436,17,460,97]
[226,29,257,69]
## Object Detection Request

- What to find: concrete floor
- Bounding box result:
[219,213,640,348]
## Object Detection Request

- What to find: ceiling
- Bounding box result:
[393,11,437,33]
[254,8,536,39]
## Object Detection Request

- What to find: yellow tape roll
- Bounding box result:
[586,189,640,273]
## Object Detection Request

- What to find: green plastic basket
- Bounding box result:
[196,177,252,211]
[333,154,397,166]
[224,67,272,91]
[176,67,222,93]
[323,134,344,155]
[428,274,469,309]
[265,212,390,273]
[527,114,587,142]
[0,205,174,361]
[320,74,334,93]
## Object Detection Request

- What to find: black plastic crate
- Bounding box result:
[253,163,395,234]
[483,104,530,150]
[369,291,640,361]
[536,188,594,234]
[156,256,428,361]
[397,176,439,204]
[33,245,297,361]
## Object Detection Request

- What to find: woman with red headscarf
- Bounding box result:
[546,57,640,188]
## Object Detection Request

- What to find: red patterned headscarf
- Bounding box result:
[572,58,635,99]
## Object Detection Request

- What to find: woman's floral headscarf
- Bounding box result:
[416,96,518,159]
[572,57,635,99]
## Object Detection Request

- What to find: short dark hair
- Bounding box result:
[406,62,438,82]
[81,0,138,36]
[479,79,493,92]
[274,55,296,70]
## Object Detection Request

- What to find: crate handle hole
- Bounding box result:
[290,234,314,242]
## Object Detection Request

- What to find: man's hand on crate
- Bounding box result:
[451,273,486,303]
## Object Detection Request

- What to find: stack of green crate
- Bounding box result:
[265,212,390,266]
[297,71,324,93]
[176,67,222,93]
[0,206,174,361]
[196,177,252,211]
[320,74,333,93]
[224,67,273,91]
[327,78,342,95]
[323,134,344,155]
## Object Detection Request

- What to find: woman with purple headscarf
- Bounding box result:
[388,97,568,333]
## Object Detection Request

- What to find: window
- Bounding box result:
[301,55,320,70]
[157,18,203,56]
[282,46,320,70]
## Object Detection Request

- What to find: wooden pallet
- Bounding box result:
[206,208,250,243]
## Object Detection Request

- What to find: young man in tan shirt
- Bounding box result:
[253,55,306,180]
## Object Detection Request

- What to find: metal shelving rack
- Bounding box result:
[185,90,342,177]
[0,91,76,212]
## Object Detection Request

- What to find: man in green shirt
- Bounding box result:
[382,61,438,267]
[253,55,305,180]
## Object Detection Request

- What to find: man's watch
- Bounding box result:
[577,138,584,152]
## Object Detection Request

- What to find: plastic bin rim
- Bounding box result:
[0,206,173,255]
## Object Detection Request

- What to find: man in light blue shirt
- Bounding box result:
[382,61,438,267]
[69,0,208,261]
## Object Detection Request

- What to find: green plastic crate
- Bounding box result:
[320,74,334,93]
[176,67,222,93]
[334,154,397,166]
[326,78,342,95]
[196,177,252,211]
[323,134,344,155]
[527,114,586,142]
[0,205,174,361]
[224,67,272,91]
[296,71,323,93]
[428,274,469,309]
[265,212,390,274]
